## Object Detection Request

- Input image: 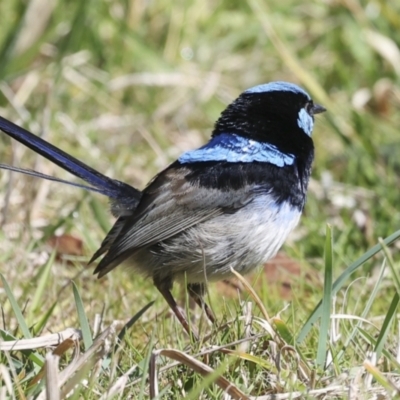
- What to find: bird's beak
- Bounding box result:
[312,103,326,115]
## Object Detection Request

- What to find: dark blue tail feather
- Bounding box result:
[0,115,141,215]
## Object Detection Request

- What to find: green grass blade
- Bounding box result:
[358,328,400,370]
[138,328,155,400]
[379,238,400,297]
[273,318,294,345]
[374,293,399,359]
[0,1,28,78]
[0,329,44,367]
[336,260,387,363]
[185,359,231,400]
[316,224,333,368]
[374,239,400,359]
[116,301,155,344]
[72,281,93,351]
[33,301,58,335]
[298,229,400,343]
[1,273,31,339]
[28,251,56,325]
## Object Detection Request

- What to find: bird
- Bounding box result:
[0,81,325,338]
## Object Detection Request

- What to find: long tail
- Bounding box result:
[0,116,141,215]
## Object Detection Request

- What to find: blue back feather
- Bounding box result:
[178,133,295,167]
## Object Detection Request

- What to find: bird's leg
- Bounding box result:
[187,283,216,324]
[154,276,198,340]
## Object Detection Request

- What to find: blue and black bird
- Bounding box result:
[0,81,325,337]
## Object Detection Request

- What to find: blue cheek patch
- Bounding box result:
[297,108,314,136]
[178,133,295,167]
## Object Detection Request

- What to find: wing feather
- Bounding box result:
[94,164,254,277]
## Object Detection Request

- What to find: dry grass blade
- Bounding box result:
[364,361,400,396]
[29,337,80,387]
[35,321,122,400]
[0,364,14,399]
[58,322,122,386]
[364,30,400,76]
[45,353,60,400]
[239,301,253,353]
[0,328,81,351]
[108,72,202,91]
[60,360,96,399]
[249,385,347,399]
[1,349,26,400]
[156,333,266,374]
[98,365,137,400]
[151,348,249,400]
[230,268,270,323]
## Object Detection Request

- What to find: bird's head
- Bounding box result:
[212,81,325,157]
[178,81,325,167]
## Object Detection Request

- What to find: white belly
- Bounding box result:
[141,195,302,283]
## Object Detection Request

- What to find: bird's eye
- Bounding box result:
[305,101,314,114]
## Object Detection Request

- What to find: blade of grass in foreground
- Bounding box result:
[28,251,56,325]
[335,259,386,364]
[374,292,399,359]
[374,239,400,359]
[358,328,400,370]
[298,229,400,343]
[185,358,234,400]
[116,301,155,344]
[0,273,44,366]
[380,238,400,297]
[138,328,156,400]
[1,272,32,339]
[34,301,58,336]
[72,281,93,351]
[316,224,333,369]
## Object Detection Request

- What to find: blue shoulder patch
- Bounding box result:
[245,81,311,100]
[178,133,295,167]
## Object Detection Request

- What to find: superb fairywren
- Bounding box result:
[0,81,325,338]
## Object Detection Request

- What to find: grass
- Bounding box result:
[1,0,400,398]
